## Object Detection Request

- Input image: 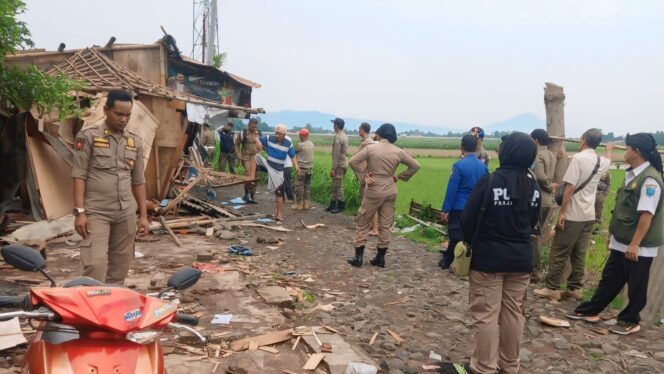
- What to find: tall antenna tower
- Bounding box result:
[192,0,219,65]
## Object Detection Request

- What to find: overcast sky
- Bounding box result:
[22,0,664,134]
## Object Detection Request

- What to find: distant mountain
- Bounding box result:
[258,110,459,135]
[484,113,546,134]
[258,110,545,136]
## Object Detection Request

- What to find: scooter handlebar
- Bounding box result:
[174,313,199,326]
[0,295,31,310]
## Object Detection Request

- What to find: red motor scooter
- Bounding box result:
[0,244,206,373]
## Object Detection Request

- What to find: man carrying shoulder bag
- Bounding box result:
[535,129,611,301]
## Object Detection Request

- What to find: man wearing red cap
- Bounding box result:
[292,128,315,210]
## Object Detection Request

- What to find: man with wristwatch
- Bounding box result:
[71,90,149,284]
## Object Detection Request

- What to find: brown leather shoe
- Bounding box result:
[534,287,562,301]
[562,289,582,301]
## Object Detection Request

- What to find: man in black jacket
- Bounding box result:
[218,122,236,174]
[461,132,541,374]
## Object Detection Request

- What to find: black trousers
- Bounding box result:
[575,249,653,324]
[442,210,463,267]
[283,167,294,201]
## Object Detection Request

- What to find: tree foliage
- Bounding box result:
[0,0,84,119]
[212,52,227,69]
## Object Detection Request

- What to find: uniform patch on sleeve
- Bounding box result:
[646,184,658,197]
[75,138,85,151]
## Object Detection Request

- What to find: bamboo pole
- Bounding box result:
[159,215,183,247]
[549,135,664,155]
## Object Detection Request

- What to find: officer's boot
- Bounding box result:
[291,198,303,210]
[325,199,337,212]
[330,200,345,214]
[303,200,310,210]
[242,190,251,203]
[347,246,365,267]
[249,192,258,204]
[370,247,387,268]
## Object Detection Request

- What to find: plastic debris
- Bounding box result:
[228,245,253,256]
[211,314,233,324]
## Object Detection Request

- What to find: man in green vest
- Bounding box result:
[567,133,663,335]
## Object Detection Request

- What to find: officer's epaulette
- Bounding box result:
[79,123,106,134]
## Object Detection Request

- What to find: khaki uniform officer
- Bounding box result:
[236,118,262,203]
[347,123,420,268]
[530,129,557,273]
[71,90,148,285]
[328,117,349,214]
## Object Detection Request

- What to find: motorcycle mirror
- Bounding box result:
[167,268,202,290]
[1,244,46,271]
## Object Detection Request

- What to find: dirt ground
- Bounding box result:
[2,183,664,373]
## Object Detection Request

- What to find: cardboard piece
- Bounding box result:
[0,318,27,351]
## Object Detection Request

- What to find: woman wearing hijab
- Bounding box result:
[460,132,541,374]
[569,133,663,336]
[347,123,420,268]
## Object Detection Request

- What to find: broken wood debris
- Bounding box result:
[302,353,326,371]
[385,328,404,346]
[292,336,301,351]
[539,315,571,328]
[230,329,293,352]
[159,215,183,247]
[369,332,379,346]
[311,329,322,347]
[258,346,279,354]
[161,171,208,215]
[384,297,411,306]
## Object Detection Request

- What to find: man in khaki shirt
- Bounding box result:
[236,118,262,203]
[328,117,349,214]
[71,90,149,284]
[358,122,379,235]
[530,129,558,273]
[292,128,315,210]
[535,128,610,301]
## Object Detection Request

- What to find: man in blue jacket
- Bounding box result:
[440,135,488,269]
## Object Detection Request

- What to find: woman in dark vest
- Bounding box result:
[569,133,663,335]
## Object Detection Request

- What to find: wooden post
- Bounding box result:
[543,82,571,271]
[544,82,565,152]
[643,246,664,322]
[544,82,569,183]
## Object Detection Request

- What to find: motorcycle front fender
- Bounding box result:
[23,338,164,373]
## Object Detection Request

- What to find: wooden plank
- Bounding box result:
[230,329,293,352]
[25,129,71,220]
[302,353,325,371]
[111,47,162,84]
[159,123,188,200]
[385,328,404,346]
[321,325,342,334]
[159,215,183,247]
[258,346,279,354]
[291,336,301,351]
[248,341,259,351]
